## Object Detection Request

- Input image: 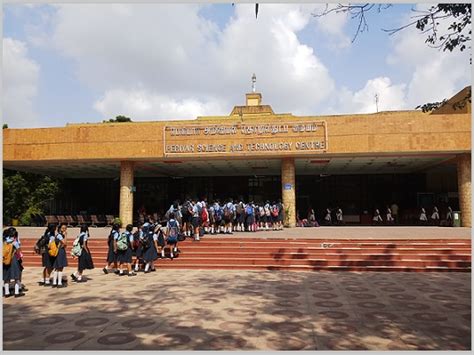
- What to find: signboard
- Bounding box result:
[284,183,292,190]
[163,121,327,156]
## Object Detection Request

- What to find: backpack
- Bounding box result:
[260,207,266,217]
[215,207,223,221]
[181,202,191,216]
[271,206,279,217]
[141,231,153,249]
[245,205,253,215]
[35,234,49,254]
[117,232,129,251]
[196,203,203,215]
[236,203,244,215]
[48,239,59,257]
[168,220,179,239]
[3,242,14,266]
[70,235,83,257]
[265,206,271,216]
[132,231,141,250]
[201,208,208,222]
[223,205,231,218]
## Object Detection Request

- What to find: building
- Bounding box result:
[3,87,471,227]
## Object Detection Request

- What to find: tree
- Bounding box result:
[103,115,132,123]
[3,170,60,226]
[313,3,471,112]
[3,124,8,129]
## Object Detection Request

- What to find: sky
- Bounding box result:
[3,3,472,128]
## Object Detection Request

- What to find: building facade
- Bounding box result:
[3,88,472,227]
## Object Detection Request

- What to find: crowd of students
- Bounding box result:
[159,198,286,240]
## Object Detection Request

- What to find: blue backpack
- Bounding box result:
[168,220,179,239]
[246,205,254,215]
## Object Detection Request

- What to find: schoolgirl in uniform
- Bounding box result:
[3,228,25,298]
[264,201,271,230]
[71,224,94,282]
[324,208,332,225]
[38,223,56,286]
[235,200,245,232]
[446,206,453,226]
[386,207,394,224]
[276,199,284,230]
[103,223,120,274]
[208,203,216,234]
[166,212,180,259]
[245,202,256,232]
[372,209,383,224]
[419,208,428,224]
[117,224,136,276]
[52,223,68,288]
[133,224,144,272]
[431,206,440,225]
[336,208,344,225]
[142,224,159,273]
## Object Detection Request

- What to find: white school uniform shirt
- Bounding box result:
[4,236,20,250]
[225,202,235,213]
[192,203,200,218]
[167,219,180,229]
[420,209,427,221]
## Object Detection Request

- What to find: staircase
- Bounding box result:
[18,237,471,272]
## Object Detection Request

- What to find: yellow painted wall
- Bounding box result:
[3,110,471,163]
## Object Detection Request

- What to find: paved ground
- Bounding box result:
[13,226,473,239]
[3,267,471,350]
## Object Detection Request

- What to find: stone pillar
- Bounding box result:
[119,161,134,227]
[457,153,471,227]
[281,158,296,228]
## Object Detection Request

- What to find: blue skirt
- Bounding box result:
[53,248,68,268]
[42,252,53,268]
[107,246,117,263]
[117,248,132,263]
[3,256,22,281]
[134,244,143,258]
[78,249,94,271]
[142,243,158,262]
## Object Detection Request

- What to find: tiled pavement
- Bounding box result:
[3,267,471,350]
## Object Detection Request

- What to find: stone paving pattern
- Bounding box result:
[3,267,471,350]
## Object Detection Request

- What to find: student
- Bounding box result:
[324,208,332,225]
[223,198,234,234]
[235,200,245,232]
[213,200,224,234]
[166,212,180,259]
[71,225,94,282]
[36,223,56,286]
[419,207,428,225]
[336,208,344,225]
[142,224,159,273]
[264,201,271,231]
[386,206,394,224]
[116,224,136,276]
[372,209,383,224]
[270,201,280,231]
[51,223,68,288]
[3,228,25,298]
[132,225,144,272]
[431,206,440,225]
[103,223,120,274]
[446,206,453,227]
[181,199,193,237]
[307,207,316,224]
[276,199,284,230]
[201,201,210,234]
[190,199,202,240]
[245,202,256,232]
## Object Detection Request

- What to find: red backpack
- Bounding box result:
[201,207,209,221]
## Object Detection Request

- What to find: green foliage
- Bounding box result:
[3,171,60,226]
[3,124,8,129]
[415,4,471,53]
[103,115,132,123]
